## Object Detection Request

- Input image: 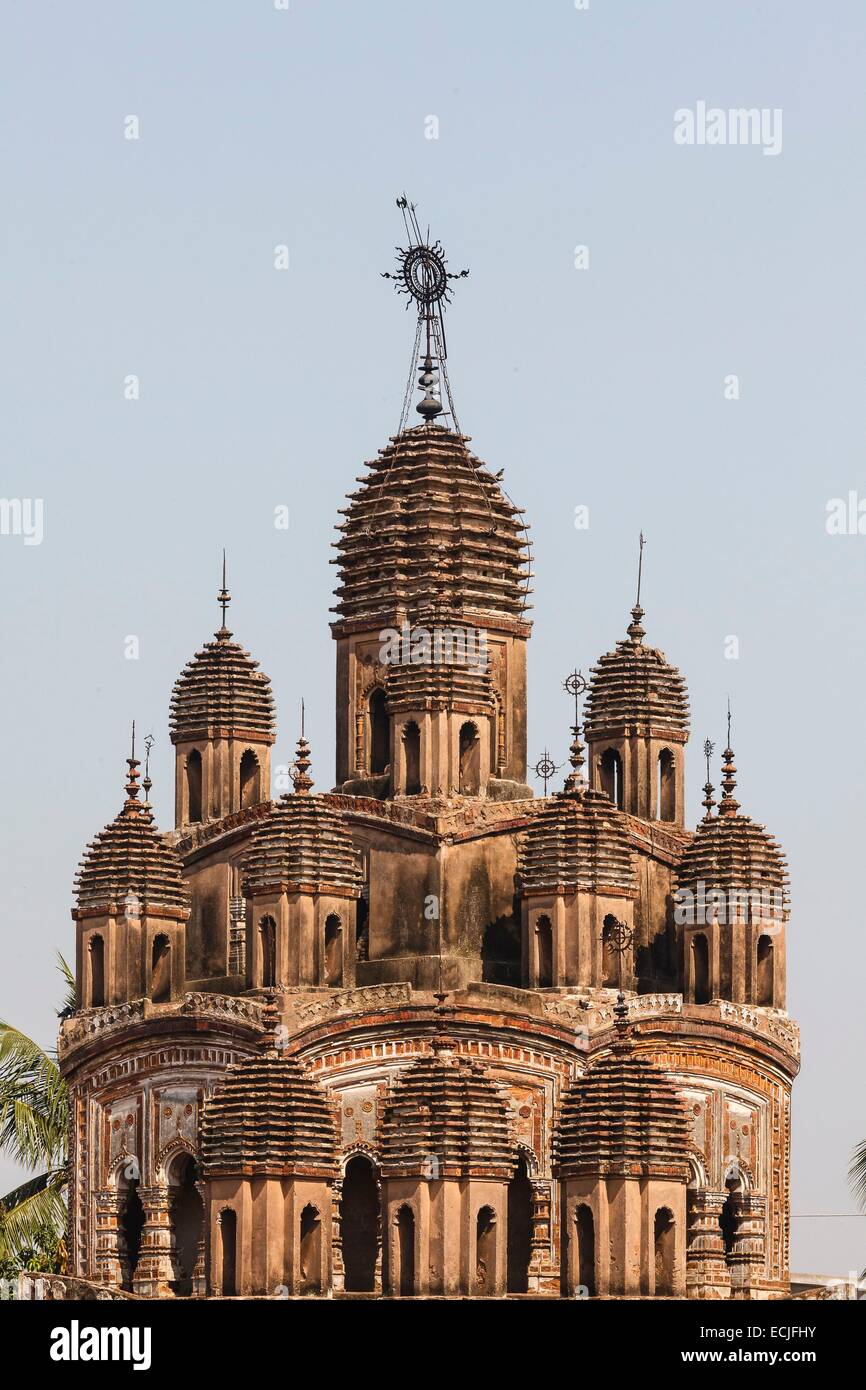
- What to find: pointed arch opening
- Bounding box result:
[654,1206,676,1295]
[395,1205,415,1296]
[692,932,710,1004]
[150,934,171,1003]
[259,916,276,989]
[218,1207,237,1296]
[369,689,389,776]
[341,1155,379,1292]
[402,720,421,795]
[240,749,261,809]
[119,1177,145,1292]
[601,915,620,988]
[475,1205,497,1294]
[507,1152,533,1293]
[575,1203,596,1296]
[299,1204,323,1294]
[459,721,481,795]
[324,914,343,987]
[600,748,623,809]
[756,934,774,1006]
[88,934,105,1008]
[168,1153,202,1297]
[535,915,553,988]
[657,748,675,821]
[186,749,202,824]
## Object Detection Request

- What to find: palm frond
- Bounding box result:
[849,1140,866,1211]
[56,955,76,1020]
[0,1170,66,1262]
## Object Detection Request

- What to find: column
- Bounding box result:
[686,1190,731,1299]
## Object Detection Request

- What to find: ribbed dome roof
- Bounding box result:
[518,789,636,896]
[555,1017,693,1179]
[676,745,789,921]
[74,757,188,916]
[241,738,362,896]
[170,620,275,745]
[379,1046,516,1179]
[584,605,689,738]
[331,425,531,628]
[200,1053,337,1178]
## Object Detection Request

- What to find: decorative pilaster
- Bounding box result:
[331,1178,345,1293]
[686,1190,731,1299]
[528,1179,552,1292]
[728,1193,767,1299]
[132,1186,177,1297]
[92,1191,126,1288]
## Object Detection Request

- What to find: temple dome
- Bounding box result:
[555,1024,693,1179]
[379,1046,516,1179]
[241,737,362,897]
[676,745,789,920]
[518,788,636,896]
[200,1053,337,1178]
[584,605,689,738]
[331,424,531,629]
[74,756,188,916]
[170,622,275,745]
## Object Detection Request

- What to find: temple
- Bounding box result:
[59,211,798,1300]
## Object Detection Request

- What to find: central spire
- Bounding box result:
[217,549,232,640]
[381,196,469,434]
[627,531,646,643]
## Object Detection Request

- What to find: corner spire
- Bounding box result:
[291,705,314,794]
[216,550,232,640]
[701,738,716,818]
[563,668,588,794]
[142,733,154,805]
[627,531,646,643]
[123,720,143,811]
[718,700,740,818]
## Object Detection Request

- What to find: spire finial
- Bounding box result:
[124,721,142,808]
[627,532,646,642]
[702,737,716,818]
[612,991,631,1047]
[563,668,588,794]
[291,712,313,795]
[217,550,232,639]
[718,700,740,818]
[142,733,155,805]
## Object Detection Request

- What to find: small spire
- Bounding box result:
[701,737,716,819]
[124,721,142,809]
[291,712,314,794]
[718,700,740,818]
[612,990,631,1047]
[216,550,232,640]
[563,668,588,794]
[627,532,646,643]
[142,733,155,805]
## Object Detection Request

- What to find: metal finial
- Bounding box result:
[382,197,469,435]
[636,531,645,608]
[719,703,740,818]
[563,668,589,793]
[702,737,716,818]
[291,725,313,795]
[533,748,563,797]
[217,550,231,636]
[627,533,646,642]
[142,733,155,804]
[124,721,142,807]
[301,697,305,738]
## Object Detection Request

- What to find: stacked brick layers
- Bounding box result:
[200,1054,337,1178]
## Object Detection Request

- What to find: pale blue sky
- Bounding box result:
[1,1,864,1275]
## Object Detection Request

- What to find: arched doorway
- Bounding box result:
[369,690,389,776]
[459,721,481,795]
[575,1203,595,1295]
[475,1206,497,1293]
[535,916,553,988]
[186,750,202,823]
[240,750,260,808]
[507,1153,533,1292]
[119,1178,145,1292]
[600,748,623,808]
[218,1208,237,1296]
[168,1154,203,1297]
[657,749,675,821]
[150,934,171,1003]
[692,933,710,1004]
[756,934,773,1006]
[259,917,276,988]
[299,1204,322,1294]
[402,721,421,795]
[341,1155,379,1292]
[654,1206,676,1295]
[395,1205,415,1296]
[324,915,343,987]
[89,935,105,1007]
[601,916,619,988]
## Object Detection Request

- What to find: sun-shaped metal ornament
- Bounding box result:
[604,917,634,954]
[384,238,466,311]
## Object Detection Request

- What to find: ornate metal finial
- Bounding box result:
[124,720,141,806]
[291,715,313,795]
[702,737,716,818]
[142,733,155,805]
[718,699,740,818]
[533,748,563,797]
[627,532,646,642]
[563,668,588,793]
[217,550,231,639]
[383,196,468,434]
[613,990,631,1042]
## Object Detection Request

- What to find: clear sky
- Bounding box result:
[1,0,864,1276]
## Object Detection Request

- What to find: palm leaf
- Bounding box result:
[850,1140,866,1211]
